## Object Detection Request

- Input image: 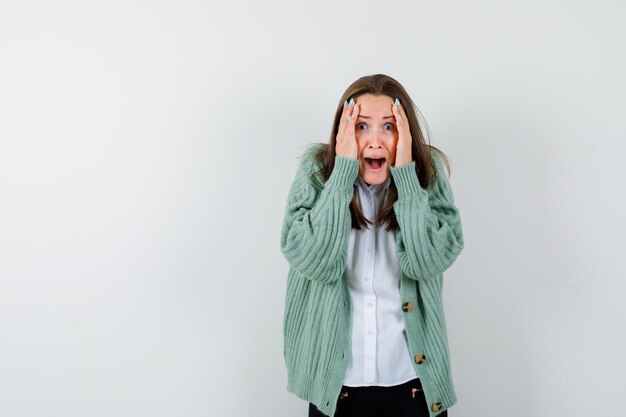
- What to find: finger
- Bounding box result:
[351,101,360,121]
[346,98,357,121]
[346,102,359,135]
[343,98,356,115]
[339,99,356,140]
[391,99,405,126]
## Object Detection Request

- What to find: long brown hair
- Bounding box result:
[310,74,452,232]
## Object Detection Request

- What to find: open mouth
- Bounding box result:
[364,157,386,170]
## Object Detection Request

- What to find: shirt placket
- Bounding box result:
[362,186,377,384]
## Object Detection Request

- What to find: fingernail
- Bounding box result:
[347,115,352,123]
[354,104,358,111]
[343,100,347,110]
[349,98,354,105]
[395,98,400,107]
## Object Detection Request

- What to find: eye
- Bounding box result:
[357,123,367,130]
[384,123,395,131]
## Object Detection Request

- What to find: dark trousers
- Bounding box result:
[308,377,448,417]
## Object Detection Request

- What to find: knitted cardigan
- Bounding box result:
[280,143,464,417]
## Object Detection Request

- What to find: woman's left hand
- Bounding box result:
[391,98,412,168]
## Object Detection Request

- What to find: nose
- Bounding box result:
[366,129,384,148]
[368,134,382,149]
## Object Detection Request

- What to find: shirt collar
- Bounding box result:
[356,176,392,192]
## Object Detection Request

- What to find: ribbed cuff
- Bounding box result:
[390,161,427,201]
[326,155,359,195]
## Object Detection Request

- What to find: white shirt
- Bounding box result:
[343,176,419,387]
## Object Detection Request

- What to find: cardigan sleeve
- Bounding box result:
[280,145,359,284]
[390,149,464,282]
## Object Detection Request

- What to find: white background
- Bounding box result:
[1,1,625,416]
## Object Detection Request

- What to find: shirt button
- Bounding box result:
[367,330,373,335]
[402,301,414,312]
[364,276,369,281]
[367,302,373,307]
[367,248,373,254]
[414,353,426,364]
[431,402,444,412]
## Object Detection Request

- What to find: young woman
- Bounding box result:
[280,74,464,417]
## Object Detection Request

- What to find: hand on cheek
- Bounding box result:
[335,99,360,160]
[391,98,412,168]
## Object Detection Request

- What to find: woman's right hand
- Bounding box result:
[335,98,360,160]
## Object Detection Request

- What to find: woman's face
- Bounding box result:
[353,94,399,185]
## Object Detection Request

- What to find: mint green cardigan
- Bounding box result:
[280,143,464,417]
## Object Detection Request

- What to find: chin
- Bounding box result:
[360,170,390,185]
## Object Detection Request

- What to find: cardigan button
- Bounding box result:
[402,301,414,312]
[414,353,426,364]
[431,402,444,412]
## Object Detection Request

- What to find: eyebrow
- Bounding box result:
[358,115,395,119]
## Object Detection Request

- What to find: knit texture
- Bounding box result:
[280,144,464,417]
